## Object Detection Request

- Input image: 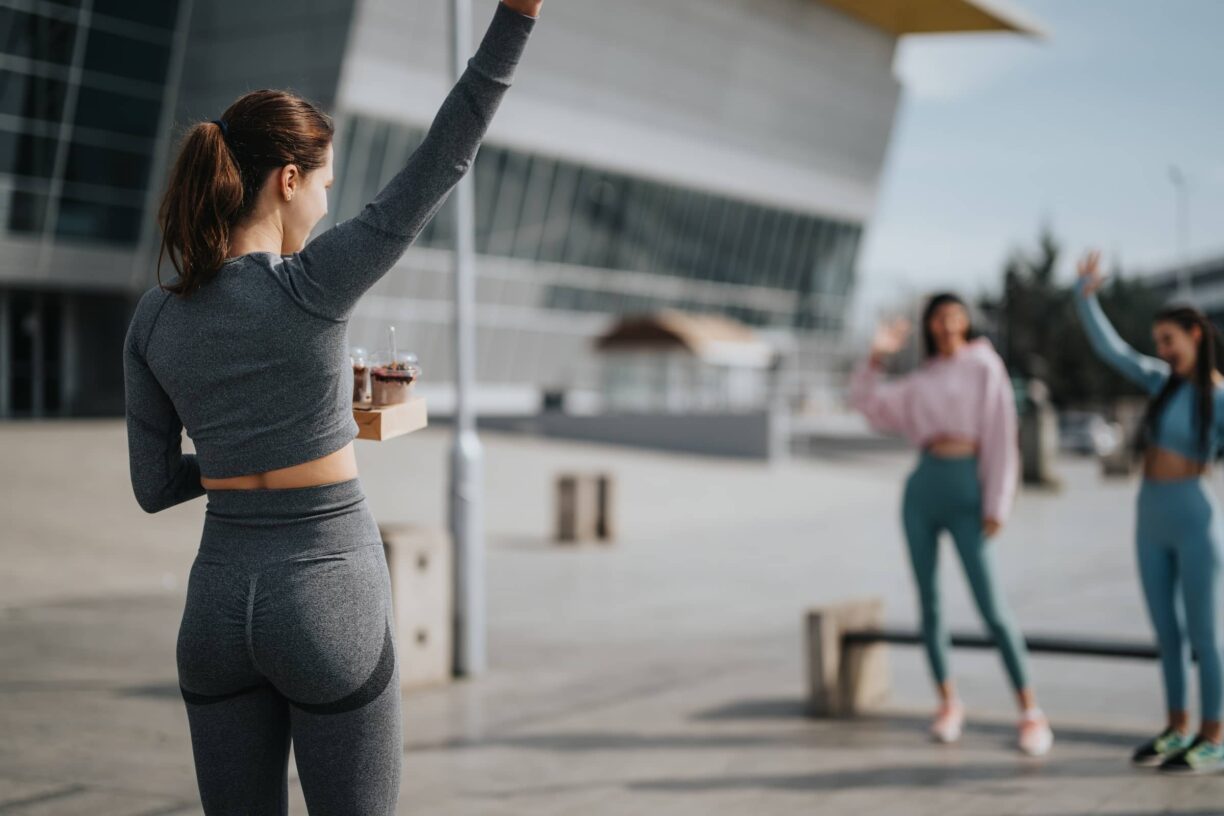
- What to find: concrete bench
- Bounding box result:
[806,596,1169,717]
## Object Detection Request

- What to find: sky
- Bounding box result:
[854,0,1224,330]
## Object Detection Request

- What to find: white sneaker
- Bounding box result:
[1018,709,1053,757]
[930,701,965,744]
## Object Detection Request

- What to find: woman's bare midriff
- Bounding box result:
[924,436,979,458]
[200,443,359,491]
[1143,445,1207,482]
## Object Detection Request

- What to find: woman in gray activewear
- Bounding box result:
[122,3,539,812]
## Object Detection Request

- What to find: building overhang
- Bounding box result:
[817,0,1044,36]
[596,311,776,369]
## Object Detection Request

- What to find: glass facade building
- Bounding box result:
[0,0,184,417]
[0,0,1028,420]
[1,0,181,245]
[336,114,861,336]
[1147,257,1224,327]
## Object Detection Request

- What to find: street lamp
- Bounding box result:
[449,0,486,677]
[1169,165,1190,299]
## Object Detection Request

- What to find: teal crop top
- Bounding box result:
[1075,280,1224,463]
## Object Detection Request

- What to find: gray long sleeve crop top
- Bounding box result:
[123,3,535,513]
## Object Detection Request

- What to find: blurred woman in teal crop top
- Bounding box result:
[1076,249,1224,774]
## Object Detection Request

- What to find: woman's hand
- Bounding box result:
[1077,250,1106,296]
[501,0,542,17]
[869,317,911,365]
[982,518,1002,539]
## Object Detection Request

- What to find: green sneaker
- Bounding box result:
[1159,736,1224,774]
[1132,729,1193,767]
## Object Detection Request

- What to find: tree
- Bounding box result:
[978,229,1163,407]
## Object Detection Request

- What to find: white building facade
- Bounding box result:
[0,0,1031,417]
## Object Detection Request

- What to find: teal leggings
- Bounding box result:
[1137,478,1224,721]
[902,454,1030,692]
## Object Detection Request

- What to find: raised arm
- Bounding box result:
[848,318,915,435]
[285,2,538,320]
[977,353,1019,527]
[1074,250,1168,394]
[848,360,914,435]
[123,295,204,513]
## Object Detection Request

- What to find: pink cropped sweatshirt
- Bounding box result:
[848,337,1019,523]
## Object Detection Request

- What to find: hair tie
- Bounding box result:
[211,119,229,137]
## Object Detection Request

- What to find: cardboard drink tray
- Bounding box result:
[353,396,428,441]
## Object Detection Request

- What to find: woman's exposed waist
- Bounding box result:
[201,442,358,491]
[922,435,979,459]
[1142,445,1209,482]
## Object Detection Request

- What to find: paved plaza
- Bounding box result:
[2,421,1224,814]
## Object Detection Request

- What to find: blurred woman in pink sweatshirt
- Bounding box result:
[849,292,1052,756]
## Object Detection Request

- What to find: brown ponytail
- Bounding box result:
[157,90,334,297]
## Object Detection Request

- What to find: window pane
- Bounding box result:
[0,9,78,67]
[614,178,651,272]
[0,70,69,123]
[485,150,530,257]
[59,182,143,207]
[55,196,142,243]
[63,141,149,190]
[678,192,712,280]
[82,29,170,82]
[473,146,507,254]
[693,195,727,279]
[93,0,180,30]
[74,86,161,138]
[656,187,694,278]
[560,167,597,266]
[509,155,555,261]
[332,115,374,221]
[7,189,49,233]
[537,161,579,263]
[0,129,59,178]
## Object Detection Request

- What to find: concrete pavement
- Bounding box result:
[2,421,1223,813]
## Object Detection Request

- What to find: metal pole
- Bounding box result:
[1169,165,1190,299]
[448,0,486,677]
[30,293,44,418]
[0,290,9,418]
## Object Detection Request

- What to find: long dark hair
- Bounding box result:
[1137,305,1220,458]
[921,292,979,357]
[158,90,333,297]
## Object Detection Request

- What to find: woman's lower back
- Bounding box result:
[200,443,359,491]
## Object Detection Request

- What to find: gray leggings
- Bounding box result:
[177,479,401,814]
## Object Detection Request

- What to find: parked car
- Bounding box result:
[1058,411,1122,457]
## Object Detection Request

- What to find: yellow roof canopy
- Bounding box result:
[818,0,1043,36]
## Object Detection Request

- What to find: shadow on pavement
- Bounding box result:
[691,697,809,721]
[693,698,1149,749]
[628,757,1132,794]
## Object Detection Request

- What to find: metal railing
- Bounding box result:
[842,628,1178,662]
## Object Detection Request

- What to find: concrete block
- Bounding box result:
[381,524,452,689]
[805,598,889,717]
[555,473,616,544]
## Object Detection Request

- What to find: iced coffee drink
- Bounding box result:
[352,347,372,406]
[371,353,420,406]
